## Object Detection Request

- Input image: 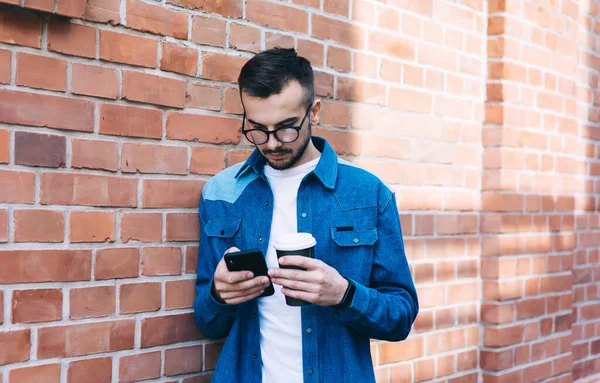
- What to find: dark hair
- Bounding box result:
[238,48,314,107]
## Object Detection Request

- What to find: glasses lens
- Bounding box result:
[275,128,299,143]
[246,130,268,144]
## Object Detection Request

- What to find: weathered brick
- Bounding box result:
[167,113,240,144]
[143,179,205,208]
[166,213,199,241]
[14,209,65,243]
[120,282,161,314]
[41,173,137,207]
[122,142,188,175]
[141,247,182,276]
[229,23,261,53]
[71,138,119,171]
[12,289,62,324]
[99,30,157,68]
[119,352,161,383]
[201,53,248,83]
[190,146,226,175]
[0,170,35,204]
[121,213,163,243]
[69,211,115,243]
[72,63,119,99]
[95,248,139,280]
[165,279,196,310]
[161,42,199,76]
[14,131,66,168]
[0,330,30,365]
[0,209,7,242]
[188,83,221,111]
[9,364,60,383]
[122,71,186,108]
[0,49,10,84]
[164,345,202,375]
[247,0,308,33]
[16,53,67,92]
[140,313,204,347]
[68,357,112,383]
[0,8,42,48]
[70,286,116,319]
[100,103,163,139]
[191,16,226,47]
[0,250,91,283]
[83,0,120,23]
[38,320,135,358]
[312,14,365,49]
[223,87,243,114]
[127,0,188,38]
[166,0,242,18]
[48,19,96,58]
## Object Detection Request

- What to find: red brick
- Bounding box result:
[377,5,399,31]
[165,345,202,376]
[352,0,375,24]
[436,214,478,235]
[12,289,62,324]
[38,320,135,358]
[119,352,161,383]
[72,63,119,99]
[321,101,349,128]
[0,49,10,84]
[354,52,378,78]
[48,19,95,58]
[369,31,414,60]
[16,53,66,93]
[414,358,435,382]
[0,329,30,365]
[247,0,307,33]
[120,282,161,314]
[185,246,199,274]
[9,364,60,383]
[123,71,186,108]
[72,138,119,171]
[191,146,226,175]
[83,0,120,23]
[379,336,424,363]
[0,8,42,48]
[24,0,54,12]
[127,0,188,38]
[166,0,242,18]
[312,128,362,156]
[188,83,221,111]
[389,88,432,113]
[191,16,226,47]
[167,113,240,144]
[100,103,163,139]
[327,46,351,72]
[68,357,112,383]
[165,279,196,310]
[14,131,66,168]
[14,209,64,243]
[0,89,94,132]
[122,142,187,175]
[202,52,248,83]
[224,87,243,114]
[229,23,261,53]
[141,247,182,276]
[69,211,115,243]
[95,248,139,280]
[228,149,253,166]
[312,14,365,49]
[166,213,199,241]
[336,77,386,105]
[481,349,513,371]
[70,286,115,319]
[324,0,349,16]
[0,250,91,284]
[0,129,7,165]
[56,0,87,17]
[161,42,198,76]
[297,39,324,67]
[314,71,334,97]
[121,213,162,243]
[265,32,295,50]
[99,30,157,68]
[484,325,524,347]
[141,313,204,347]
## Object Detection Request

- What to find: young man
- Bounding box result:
[194,48,418,383]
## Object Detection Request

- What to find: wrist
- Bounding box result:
[332,277,355,310]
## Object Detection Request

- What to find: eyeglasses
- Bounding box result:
[241,105,312,145]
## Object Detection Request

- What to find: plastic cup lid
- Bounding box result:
[273,232,317,251]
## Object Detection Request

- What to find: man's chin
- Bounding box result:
[266,158,294,170]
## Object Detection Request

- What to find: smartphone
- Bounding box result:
[224,249,274,297]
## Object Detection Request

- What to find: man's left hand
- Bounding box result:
[268,256,348,307]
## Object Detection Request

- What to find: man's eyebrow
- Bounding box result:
[247,115,299,127]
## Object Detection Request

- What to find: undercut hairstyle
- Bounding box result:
[238,48,315,108]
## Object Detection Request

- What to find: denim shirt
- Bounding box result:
[194,137,419,383]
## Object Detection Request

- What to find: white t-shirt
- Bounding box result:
[260,156,320,383]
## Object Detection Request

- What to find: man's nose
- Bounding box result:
[264,132,281,150]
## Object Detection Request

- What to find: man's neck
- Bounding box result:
[289,139,320,169]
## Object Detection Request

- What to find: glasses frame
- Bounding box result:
[241,104,313,145]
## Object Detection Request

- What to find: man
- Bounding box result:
[194,48,418,383]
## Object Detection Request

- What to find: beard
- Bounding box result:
[261,124,312,170]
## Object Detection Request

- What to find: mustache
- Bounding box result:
[262,149,292,155]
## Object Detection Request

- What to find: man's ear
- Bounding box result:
[310,99,322,126]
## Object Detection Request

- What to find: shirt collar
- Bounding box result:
[234,136,337,190]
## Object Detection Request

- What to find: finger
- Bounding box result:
[218,276,270,293]
[278,256,320,269]
[270,277,319,293]
[269,268,319,283]
[281,287,318,304]
[221,284,266,300]
[225,289,265,305]
[224,247,241,255]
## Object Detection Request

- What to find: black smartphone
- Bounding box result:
[224,249,274,297]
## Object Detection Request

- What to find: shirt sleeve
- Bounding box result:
[193,194,239,339]
[332,192,419,342]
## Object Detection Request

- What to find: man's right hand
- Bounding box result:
[212,247,271,305]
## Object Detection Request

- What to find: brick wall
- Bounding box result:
[0,0,597,383]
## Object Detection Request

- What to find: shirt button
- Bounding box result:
[253,354,257,359]
[253,313,257,318]
[301,213,307,218]
[353,238,359,243]
[259,237,263,242]
[265,201,269,206]
[308,369,313,375]
[306,328,312,334]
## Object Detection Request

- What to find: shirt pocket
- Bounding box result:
[204,217,242,255]
[330,227,377,283]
